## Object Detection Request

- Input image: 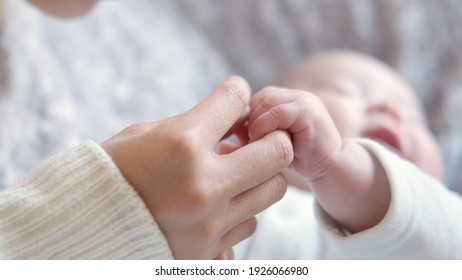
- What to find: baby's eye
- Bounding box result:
[307,79,365,99]
[330,80,364,98]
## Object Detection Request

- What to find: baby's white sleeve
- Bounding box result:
[315,138,462,259]
[0,141,173,259]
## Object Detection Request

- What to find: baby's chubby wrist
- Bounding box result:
[307,139,392,233]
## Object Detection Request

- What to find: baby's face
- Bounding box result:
[279,51,443,180]
[27,0,98,17]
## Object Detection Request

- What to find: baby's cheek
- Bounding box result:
[409,130,444,180]
[322,101,363,138]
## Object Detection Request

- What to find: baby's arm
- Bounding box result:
[249,87,391,233]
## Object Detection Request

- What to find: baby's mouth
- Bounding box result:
[363,126,403,157]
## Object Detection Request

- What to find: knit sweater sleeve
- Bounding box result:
[0,141,173,259]
[315,139,462,259]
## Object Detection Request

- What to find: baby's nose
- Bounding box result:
[366,101,401,122]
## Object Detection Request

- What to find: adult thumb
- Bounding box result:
[185,76,251,147]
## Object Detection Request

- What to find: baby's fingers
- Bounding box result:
[249,87,297,125]
[249,102,301,141]
[218,140,241,155]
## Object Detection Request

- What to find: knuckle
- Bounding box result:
[220,81,248,109]
[199,220,220,244]
[258,173,288,207]
[271,132,294,167]
[185,179,214,211]
[173,181,217,227]
[271,173,288,201]
[259,90,278,106]
[260,86,279,94]
[164,127,200,158]
[121,123,150,136]
[266,107,280,122]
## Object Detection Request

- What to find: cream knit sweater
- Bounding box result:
[0,141,173,259]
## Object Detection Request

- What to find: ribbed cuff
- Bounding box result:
[314,139,415,259]
[0,141,173,259]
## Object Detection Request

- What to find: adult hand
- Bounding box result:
[101,76,294,259]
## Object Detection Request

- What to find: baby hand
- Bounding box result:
[248,87,342,182]
[249,87,392,233]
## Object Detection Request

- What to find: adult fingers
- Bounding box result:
[213,248,235,260]
[226,173,287,226]
[215,174,288,258]
[218,130,293,197]
[185,76,251,147]
[217,217,257,258]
